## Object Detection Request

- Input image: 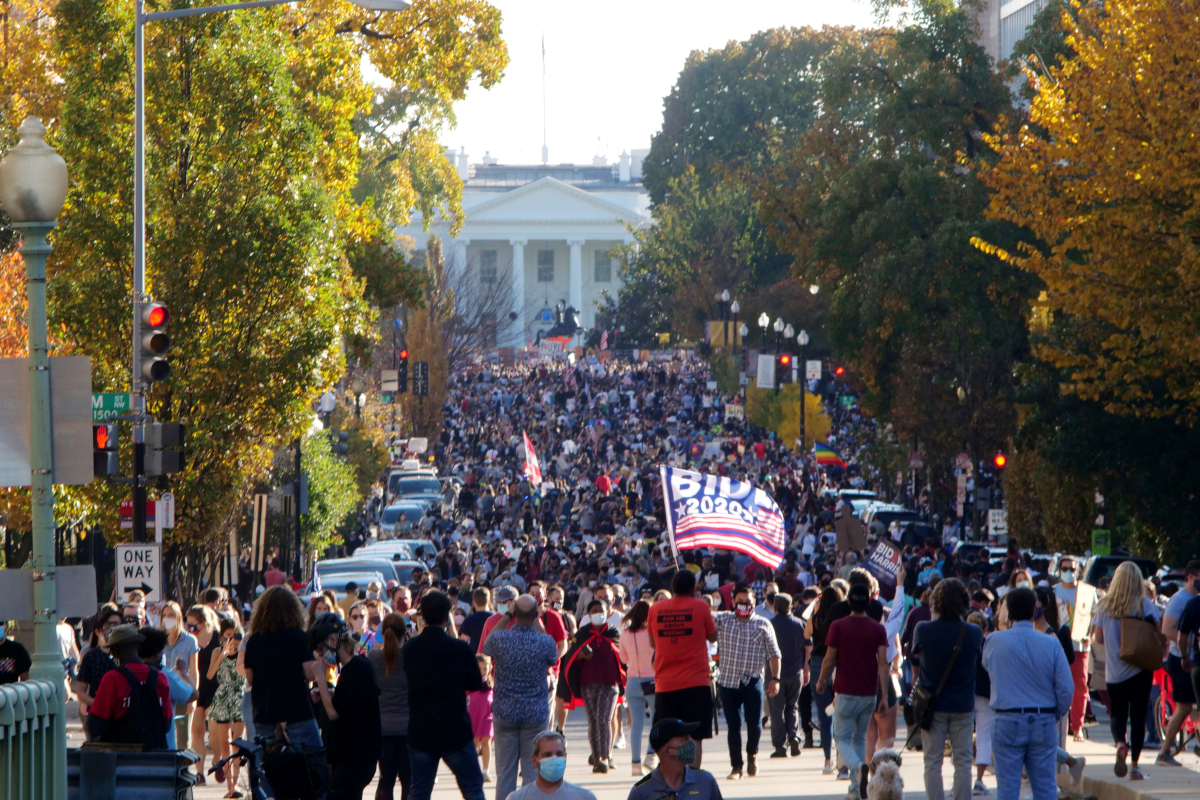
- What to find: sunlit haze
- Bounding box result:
[436,0,877,167]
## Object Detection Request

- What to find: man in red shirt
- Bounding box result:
[86,624,172,748]
[816,584,888,800]
[648,569,718,767]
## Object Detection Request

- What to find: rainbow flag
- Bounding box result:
[813,442,846,467]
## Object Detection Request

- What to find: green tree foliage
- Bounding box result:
[301,430,359,553]
[751,1,1037,497]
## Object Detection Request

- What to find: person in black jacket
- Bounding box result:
[403,591,486,800]
[311,613,382,800]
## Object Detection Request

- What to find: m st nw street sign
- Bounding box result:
[92,392,131,422]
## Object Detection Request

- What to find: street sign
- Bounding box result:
[1091,528,1111,556]
[114,543,162,603]
[91,392,131,422]
[120,499,156,529]
[756,355,775,389]
[158,492,175,528]
[839,394,856,408]
[908,451,924,470]
[805,360,822,381]
[955,452,972,471]
[381,370,399,392]
[0,356,94,486]
[412,362,430,396]
[988,508,1008,538]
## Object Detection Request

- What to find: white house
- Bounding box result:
[395,150,651,349]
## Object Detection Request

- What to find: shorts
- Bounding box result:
[1166,654,1197,705]
[652,685,713,740]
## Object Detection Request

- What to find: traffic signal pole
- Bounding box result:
[293,438,303,583]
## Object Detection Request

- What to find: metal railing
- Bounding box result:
[0,679,61,800]
[67,747,199,800]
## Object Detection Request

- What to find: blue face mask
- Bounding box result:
[673,740,696,765]
[538,756,566,782]
[323,650,338,666]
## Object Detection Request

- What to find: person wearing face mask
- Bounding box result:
[1156,559,1200,765]
[712,586,781,780]
[309,612,382,800]
[627,719,721,800]
[477,586,521,654]
[561,600,625,773]
[997,570,1035,630]
[507,731,596,800]
[186,604,220,782]
[76,605,124,739]
[159,600,199,751]
[1052,557,1092,741]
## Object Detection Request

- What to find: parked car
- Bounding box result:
[356,539,438,563]
[378,502,428,538]
[300,570,385,604]
[862,503,922,534]
[1081,554,1157,588]
[316,557,409,586]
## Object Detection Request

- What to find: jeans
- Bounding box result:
[328,760,377,800]
[259,718,328,800]
[718,677,764,769]
[768,675,802,749]
[992,712,1058,800]
[240,693,256,741]
[798,680,814,735]
[408,740,486,800]
[626,677,656,761]
[376,735,410,800]
[1107,669,1153,762]
[809,657,835,759]
[493,716,547,800]
[832,694,875,781]
[922,711,974,800]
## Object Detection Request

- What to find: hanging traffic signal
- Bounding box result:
[993,453,1007,469]
[92,423,118,477]
[140,300,172,381]
[146,422,185,476]
[776,353,793,383]
[332,430,349,456]
[834,365,846,378]
[397,349,409,393]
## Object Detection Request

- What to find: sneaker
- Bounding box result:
[1114,743,1129,778]
[1155,753,1182,767]
[858,764,869,799]
[215,765,226,783]
[1129,767,1144,781]
[615,735,627,750]
[644,752,659,771]
[790,736,802,757]
[727,768,743,780]
[972,780,990,796]
[483,773,492,783]
[770,747,789,758]
[823,762,835,775]
[837,766,850,780]
[1069,756,1086,786]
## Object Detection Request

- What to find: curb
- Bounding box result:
[1058,769,1195,800]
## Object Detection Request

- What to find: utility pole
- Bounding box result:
[292,437,302,583]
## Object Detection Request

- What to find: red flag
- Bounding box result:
[523,430,542,486]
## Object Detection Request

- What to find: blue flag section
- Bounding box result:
[660,465,787,569]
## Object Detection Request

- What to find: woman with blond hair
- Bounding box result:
[186,604,220,783]
[159,600,199,750]
[1092,561,1162,781]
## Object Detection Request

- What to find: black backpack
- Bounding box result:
[102,665,169,750]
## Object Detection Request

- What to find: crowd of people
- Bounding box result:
[7,354,1200,800]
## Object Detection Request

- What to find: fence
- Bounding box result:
[0,679,62,800]
[67,747,198,800]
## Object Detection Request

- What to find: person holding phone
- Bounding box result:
[207,618,247,798]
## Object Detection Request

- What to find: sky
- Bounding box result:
[437,0,878,166]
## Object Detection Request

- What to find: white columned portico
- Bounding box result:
[452,239,470,276]
[510,238,527,345]
[568,239,584,320]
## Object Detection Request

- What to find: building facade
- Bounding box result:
[395,151,651,350]
[975,0,1053,65]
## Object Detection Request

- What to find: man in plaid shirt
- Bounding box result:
[714,584,782,780]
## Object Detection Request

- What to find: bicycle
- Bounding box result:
[1152,668,1200,757]
[208,737,268,800]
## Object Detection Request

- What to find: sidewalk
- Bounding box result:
[1058,708,1200,800]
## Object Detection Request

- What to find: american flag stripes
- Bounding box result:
[600,329,608,351]
[523,430,543,486]
[660,465,787,568]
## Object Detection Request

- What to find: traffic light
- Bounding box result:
[397,349,409,393]
[993,453,1007,469]
[776,353,793,383]
[834,365,846,379]
[140,300,172,381]
[92,423,118,477]
[146,422,185,476]
[332,430,349,456]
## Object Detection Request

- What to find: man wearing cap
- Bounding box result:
[628,719,723,800]
[85,624,172,748]
[478,586,521,653]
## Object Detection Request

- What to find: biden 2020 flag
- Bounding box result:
[661,465,787,569]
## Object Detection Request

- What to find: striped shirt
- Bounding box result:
[981,621,1073,716]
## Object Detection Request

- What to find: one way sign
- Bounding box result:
[114,543,161,603]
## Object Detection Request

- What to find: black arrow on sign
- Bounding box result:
[122,582,154,595]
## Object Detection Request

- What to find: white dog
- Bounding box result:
[866,748,904,800]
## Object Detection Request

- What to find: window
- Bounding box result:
[537,249,555,282]
[479,250,497,284]
[594,250,612,282]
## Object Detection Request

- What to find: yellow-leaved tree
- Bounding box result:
[978,0,1200,422]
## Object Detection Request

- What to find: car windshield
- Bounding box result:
[314,573,382,593]
[319,560,398,583]
[390,476,441,495]
[381,507,404,524]
[875,511,919,526]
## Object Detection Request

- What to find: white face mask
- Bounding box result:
[589,613,607,627]
[453,615,465,626]
[1060,570,1075,583]
[497,603,510,615]
[1016,580,1031,590]
[161,617,177,631]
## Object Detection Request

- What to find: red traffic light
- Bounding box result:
[778,354,792,365]
[993,453,1007,468]
[141,302,170,328]
[94,425,110,449]
[399,349,409,360]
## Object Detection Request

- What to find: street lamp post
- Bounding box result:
[128,0,411,539]
[757,312,770,353]
[797,329,810,454]
[0,115,70,800]
[738,322,749,368]
[720,289,730,348]
[729,300,740,351]
[772,316,784,354]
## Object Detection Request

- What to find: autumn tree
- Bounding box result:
[979,0,1200,424]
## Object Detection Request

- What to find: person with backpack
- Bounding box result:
[85,624,172,749]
